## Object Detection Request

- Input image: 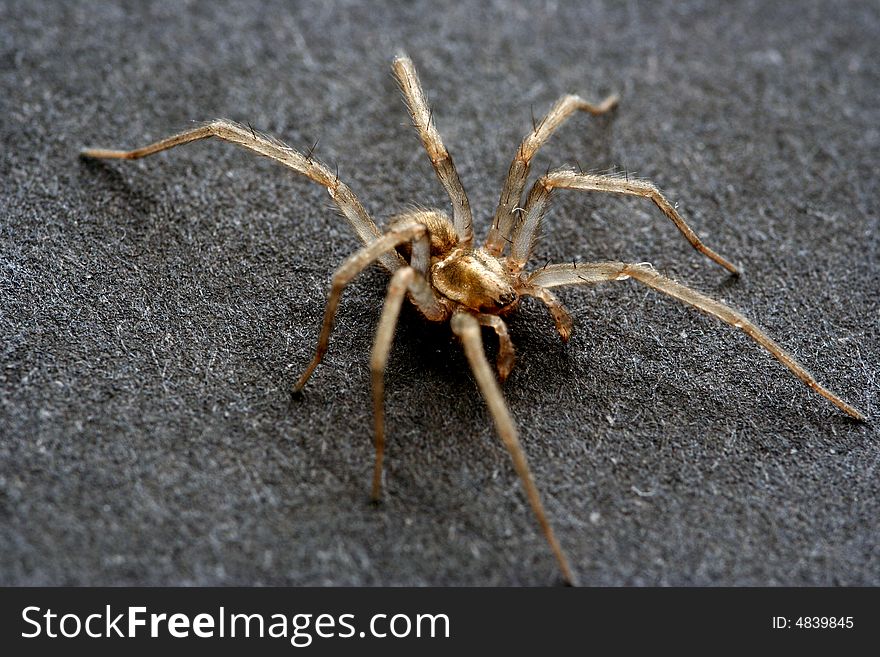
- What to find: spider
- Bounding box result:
[81,55,866,585]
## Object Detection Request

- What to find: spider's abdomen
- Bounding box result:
[388,209,458,259]
[432,248,519,314]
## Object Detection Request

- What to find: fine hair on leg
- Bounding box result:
[485,93,619,255]
[370,267,448,501]
[451,312,576,585]
[509,168,739,275]
[81,119,401,271]
[392,55,474,247]
[528,261,866,420]
[293,222,434,393]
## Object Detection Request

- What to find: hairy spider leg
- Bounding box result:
[370,266,449,500]
[292,222,444,392]
[528,261,865,420]
[509,169,740,275]
[485,93,619,256]
[81,119,402,272]
[393,55,475,248]
[451,312,576,585]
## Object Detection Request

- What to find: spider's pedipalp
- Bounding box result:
[510,169,740,275]
[529,261,866,420]
[485,93,619,256]
[81,119,402,272]
[517,283,574,342]
[392,56,474,248]
[475,313,516,383]
[451,312,576,585]
[293,222,440,393]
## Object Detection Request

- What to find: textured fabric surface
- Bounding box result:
[1,0,877,586]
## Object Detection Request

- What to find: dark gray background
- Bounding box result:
[1,0,877,586]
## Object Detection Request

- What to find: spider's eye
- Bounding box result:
[498,291,517,307]
[481,289,518,312]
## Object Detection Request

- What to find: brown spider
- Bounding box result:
[82,55,866,585]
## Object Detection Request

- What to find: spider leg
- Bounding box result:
[517,284,574,342]
[528,261,866,420]
[485,93,619,256]
[475,314,516,383]
[293,222,438,393]
[81,119,402,272]
[392,55,474,248]
[508,169,740,275]
[370,267,448,501]
[451,312,576,585]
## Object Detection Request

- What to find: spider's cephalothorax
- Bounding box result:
[432,245,519,313]
[390,210,520,315]
[82,55,866,585]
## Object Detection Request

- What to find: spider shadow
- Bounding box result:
[344,301,520,489]
[76,156,166,234]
